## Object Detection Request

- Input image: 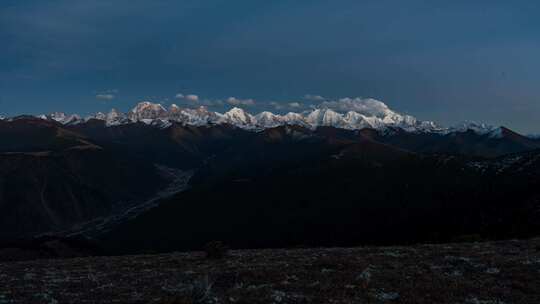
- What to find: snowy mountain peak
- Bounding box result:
[223,107,254,126]
[48,112,82,125]
[281,112,308,127]
[64,114,82,125]
[92,112,107,120]
[169,104,181,113]
[104,108,127,126]
[48,112,67,122]
[180,106,219,126]
[342,111,373,129]
[450,121,497,135]
[255,111,282,127]
[305,108,344,127]
[129,101,167,121]
[487,127,505,139]
[255,111,277,119]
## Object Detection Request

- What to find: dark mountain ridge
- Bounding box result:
[100,126,540,254]
[1,118,539,252]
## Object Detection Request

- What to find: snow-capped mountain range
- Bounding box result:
[2,100,510,135]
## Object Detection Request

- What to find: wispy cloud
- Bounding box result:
[226,97,255,106]
[95,89,118,101]
[96,94,115,101]
[288,102,301,108]
[304,94,325,101]
[320,97,393,117]
[185,94,199,102]
[175,93,199,102]
[269,101,283,110]
[269,101,308,111]
[201,99,224,107]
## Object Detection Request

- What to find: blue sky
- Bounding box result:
[1,0,539,132]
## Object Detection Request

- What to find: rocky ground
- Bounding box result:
[0,239,539,304]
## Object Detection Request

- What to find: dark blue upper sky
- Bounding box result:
[1,0,539,132]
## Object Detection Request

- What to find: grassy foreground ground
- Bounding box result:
[0,238,539,304]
